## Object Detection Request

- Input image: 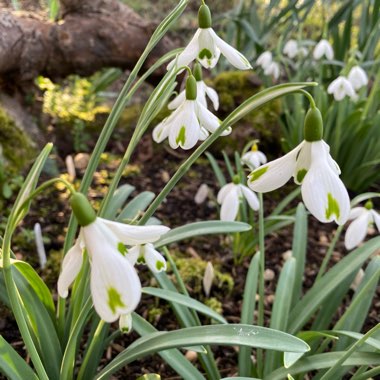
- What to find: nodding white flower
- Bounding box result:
[58,193,170,323]
[257,51,273,67]
[313,39,334,60]
[348,66,368,91]
[119,313,133,334]
[126,243,167,273]
[327,76,357,101]
[283,40,298,59]
[248,107,350,225]
[241,143,267,170]
[344,203,380,250]
[168,64,219,111]
[168,5,251,70]
[217,180,259,221]
[153,76,230,150]
[264,61,280,80]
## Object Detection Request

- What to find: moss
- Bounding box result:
[204,297,223,315]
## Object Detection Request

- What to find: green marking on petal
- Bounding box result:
[117,242,128,256]
[156,261,165,271]
[121,326,130,333]
[199,48,212,60]
[137,256,146,264]
[176,126,186,146]
[107,287,125,314]
[325,193,340,220]
[296,169,308,183]
[249,166,268,182]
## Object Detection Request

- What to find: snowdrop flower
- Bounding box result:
[168,63,219,111]
[168,4,251,70]
[58,193,170,323]
[327,76,357,101]
[344,201,380,250]
[283,40,298,59]
[264,61,280,80]
[257,51,273,67]
[241,141,267,170]
[248,107,350,225]
[153,75,230,150]
[348,65,368,91]
[119,313,133,333]
[217,176,259,221]
[313,39,334,60]
[126,243,167,273]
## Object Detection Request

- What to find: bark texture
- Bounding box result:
[0,0,175,83]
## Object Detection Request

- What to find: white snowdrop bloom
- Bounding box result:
[153,76,230,150]
[348,66,368,91]
[126,243,167,273]
[58,193,170,323]
[248,108,350,225]
[241,143,267,170]
[283,40,299,59]
[168,5,251,70]
[257,51,273,68]
[344,203,380,250]
[327,76,357,101]
[264,61,280,80]
[217,180,259,221]
[119,313,133,334]
[168,63,219,111]
[313,39,334,60]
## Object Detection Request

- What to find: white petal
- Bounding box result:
[257,51,272,67]
[217,183,235,204]
[199,127,209,140]
[84,222,142,322]
[313,40,334,60]
[167,29,200,70]
[348,66,368,90]
[100,218,170,245]
[196,102,230,136]
[57,238,83,298]
[220,187,239,221]
[197,29,220,69]
[257,151,267,165]
[168,90,186,110]
[144,244,167,273]
[125,245,140,266]
[294,142,312,185]
[210,29,252,70]
[301,141,350,225]
[195,82,208,109]
[240,185,259,211]
[283,40,298,59]
[371,210,380,232]
[242,151,260,169]
[152,119,170,143]
[248,143,303,192]
[204,83,219,110]
[348,207,366,220]
[345,212,371,250]
[119,313,133,333]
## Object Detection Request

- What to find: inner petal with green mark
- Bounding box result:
[296,169,308,183]
[107,287,125,314]
[325,193,340,220]
[156,261,165,271]
[249,166,268,182]
[176,126,186,146]
[199,48,212,60]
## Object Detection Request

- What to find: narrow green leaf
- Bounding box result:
[96,325,310,379]
[117,191,155,221]
[103,184,135,219]
[142,287,227,324]
[205,152,226,187]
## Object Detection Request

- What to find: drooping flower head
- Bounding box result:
[168,63,219,111]
[153,75,230,150]
[313,39,334,60]
[217,175,259,221]
[58,193,170,323]
[327,76,357,101]
[345,200,380,250]
[248,106,350,225]
[241,141,267,170]
[256,51,280,79]
[283,39,308,59]
[168,4,252,71]
[348,65,368,91]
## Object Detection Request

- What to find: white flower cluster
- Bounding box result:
[256,51,280,80]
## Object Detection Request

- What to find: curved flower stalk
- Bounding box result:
[58,193,170,323]
[248,107,350,225]
[241,141,267,170]
[168,4,251,70]
[327,76,357,101]
[168,63,219,111]
[153,75,230,150]
[283,39,307,59]
[344,201,380,250]
[217,178,259,221]
[348,65,368,91]
[313,39,334,60]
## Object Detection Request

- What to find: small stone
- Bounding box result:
[350,268,364,291]
[319,234,329,245]
[74,153,90,170]
[282,250,293,261]
[264,268,275,281]
[185,350,198,361]
[194,184,209,204]
[266,294,275,304]
[160,170,170,183]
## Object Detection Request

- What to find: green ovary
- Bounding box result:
[176,126,186,146]
[249,166,268,182]
[108,287,125,314]
[325,193,340,220]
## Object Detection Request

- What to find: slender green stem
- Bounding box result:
[296,89,317,108]
[256,193,265,376]
[315,225,343,282]
[351,366,380,380]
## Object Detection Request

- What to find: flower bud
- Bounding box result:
[70,192,96,227]
[198,4,212,29]
[304,107,323,142]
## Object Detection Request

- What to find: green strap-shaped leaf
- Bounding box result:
[117,191,155,221]
[103,184,135,219]
[142,287,227,324]
[96,324,309,379]
[0,336,39,380]
[154,221,251,248]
